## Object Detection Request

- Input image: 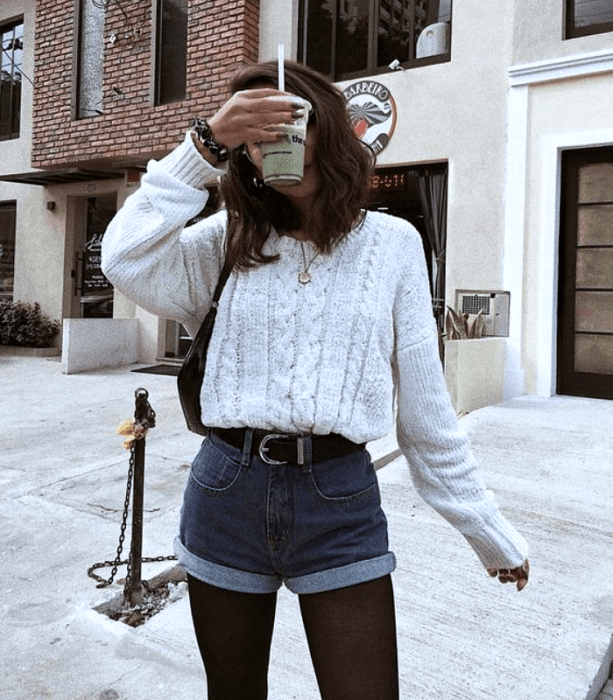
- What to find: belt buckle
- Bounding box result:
[258,433,289,465]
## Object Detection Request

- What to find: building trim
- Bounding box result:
[509,48,613,86]
[502,84,529,400]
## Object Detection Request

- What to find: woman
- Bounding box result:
[102,61,529,700]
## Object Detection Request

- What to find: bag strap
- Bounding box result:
[177,260,233,436]
[212,260,232,307]
[187,259,232,350]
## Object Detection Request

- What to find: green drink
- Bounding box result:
[260,97,312,185]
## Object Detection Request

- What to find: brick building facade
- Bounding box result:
[31,0,259,171]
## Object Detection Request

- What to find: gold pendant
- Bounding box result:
[298,271,312,284]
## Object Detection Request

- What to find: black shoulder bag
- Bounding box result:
[177,262,232,435]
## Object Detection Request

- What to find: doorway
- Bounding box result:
[71,194,117,318]
[558,148,613,399]
[368,164,448,348]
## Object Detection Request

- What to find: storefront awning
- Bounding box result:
[0,168,126,186]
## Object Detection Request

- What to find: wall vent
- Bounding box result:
[455,290,510,337]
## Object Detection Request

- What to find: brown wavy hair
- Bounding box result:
[220,61,375,269]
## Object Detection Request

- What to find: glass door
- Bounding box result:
[71,194,116,317]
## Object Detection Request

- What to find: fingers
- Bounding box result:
[516,573,529,592]
[516,560,530,591]
[208,89,302,150]
[487,560,530,592]
[235,87,302,111]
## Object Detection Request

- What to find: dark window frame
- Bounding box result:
[565,0,613,39]
[298,0,451,82]
[0,200,17,301]
[154,0,188,106]
[0,17,24,141]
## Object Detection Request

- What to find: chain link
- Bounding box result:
[87,389,176,589]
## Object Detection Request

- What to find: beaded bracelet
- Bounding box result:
[192,117,230,163]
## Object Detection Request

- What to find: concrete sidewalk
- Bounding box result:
[1,355,612,700]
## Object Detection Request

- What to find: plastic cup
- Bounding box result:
[259,96,312,185]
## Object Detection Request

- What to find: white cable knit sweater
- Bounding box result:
[101,133,528,569]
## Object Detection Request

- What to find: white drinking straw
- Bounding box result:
[278,43,285,92]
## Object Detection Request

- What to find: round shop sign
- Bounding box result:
[343,80,397,155]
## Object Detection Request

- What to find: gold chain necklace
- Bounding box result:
[299,241,320,284]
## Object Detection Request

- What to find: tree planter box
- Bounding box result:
[0,345,60,357]
[444,337,506,414]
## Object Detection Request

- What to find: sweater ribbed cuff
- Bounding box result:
[463,508,529,569]
[157,132,228,190]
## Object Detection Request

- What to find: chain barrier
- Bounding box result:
[87,388,177,593]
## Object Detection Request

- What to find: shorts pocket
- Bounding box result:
[189,437,243,494]
[308,449,379,503]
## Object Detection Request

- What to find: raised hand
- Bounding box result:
[207,88,304,151]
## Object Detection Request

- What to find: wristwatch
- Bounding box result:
[192,117,230,163]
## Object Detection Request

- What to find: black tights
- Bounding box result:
[187,574,399,700]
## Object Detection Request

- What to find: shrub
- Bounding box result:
[0,300,61,348]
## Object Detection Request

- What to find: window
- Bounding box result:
[76,0,105,118]
[298,0,451,81]
[566,0,613,38]
[0,18,23,140]
[0,202,16,301]
[155,0,188,105]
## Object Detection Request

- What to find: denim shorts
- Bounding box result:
[175,431,396,595]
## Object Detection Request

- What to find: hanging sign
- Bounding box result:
[343,80,397,155]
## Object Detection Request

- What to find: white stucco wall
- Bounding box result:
[512,0,613,65]
[62,318,138,373]
[512,62,613,395]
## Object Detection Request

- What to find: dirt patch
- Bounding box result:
[95,564,187,628]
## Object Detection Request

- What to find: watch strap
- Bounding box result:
[192,117,230,163]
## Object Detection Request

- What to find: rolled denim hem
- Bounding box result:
[174,537,282,594]
[285,552,397,595]
[175,537,396,595]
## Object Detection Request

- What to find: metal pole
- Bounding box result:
[127,435,145,606]
[124,388,156,607]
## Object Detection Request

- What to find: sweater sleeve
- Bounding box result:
[101,133,228,333]
[392,226,528,569]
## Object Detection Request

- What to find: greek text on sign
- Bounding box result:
[343,81,397,155]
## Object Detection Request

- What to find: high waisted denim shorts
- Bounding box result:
[175,431,396,595]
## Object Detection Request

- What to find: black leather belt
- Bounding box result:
[210,427,364,465]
